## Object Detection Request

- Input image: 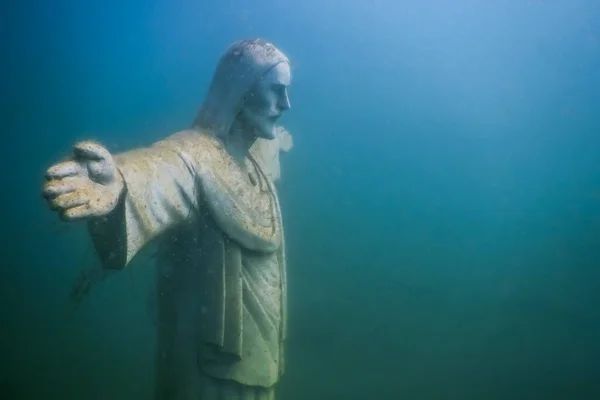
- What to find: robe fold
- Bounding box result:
[87,129,287,397]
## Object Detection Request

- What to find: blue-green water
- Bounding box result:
[2,0,600,398]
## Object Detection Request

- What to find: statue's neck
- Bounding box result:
[225,119,258,171]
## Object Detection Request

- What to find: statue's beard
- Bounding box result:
[239,109,279,140]
[255,121,277,140]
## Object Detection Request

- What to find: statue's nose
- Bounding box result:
[279,91,291,111]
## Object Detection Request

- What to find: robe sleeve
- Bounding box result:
[87,141,200,269]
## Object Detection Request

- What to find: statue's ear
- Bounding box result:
[276,126,293,152]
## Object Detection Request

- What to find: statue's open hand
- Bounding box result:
[42,141,124,221]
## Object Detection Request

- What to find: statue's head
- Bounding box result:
[193,39,292,141]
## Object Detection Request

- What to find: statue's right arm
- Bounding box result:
[43,138,200,270]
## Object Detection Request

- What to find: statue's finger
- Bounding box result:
[74,141,111,161]
[45,161,82,180]
[50,192,90,211]
[43,180,76,199]
[43,176,88,199]
[60,204,92,221]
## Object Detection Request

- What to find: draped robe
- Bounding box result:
[87,129,288,398]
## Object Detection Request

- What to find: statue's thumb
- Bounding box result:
[87,159,110,183]
[74,141,111,162]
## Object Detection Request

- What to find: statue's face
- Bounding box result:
[239,62,292,140]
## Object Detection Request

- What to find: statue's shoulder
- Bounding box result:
[154,129,227,162]
[156,129,238,179]
[158,129,222,151]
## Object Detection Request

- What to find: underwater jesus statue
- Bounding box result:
[42,39,294,400]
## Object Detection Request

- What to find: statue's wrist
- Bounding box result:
[112,168,127,211]
[115,167,126,196]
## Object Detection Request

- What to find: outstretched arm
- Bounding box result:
[44,127,287,288]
